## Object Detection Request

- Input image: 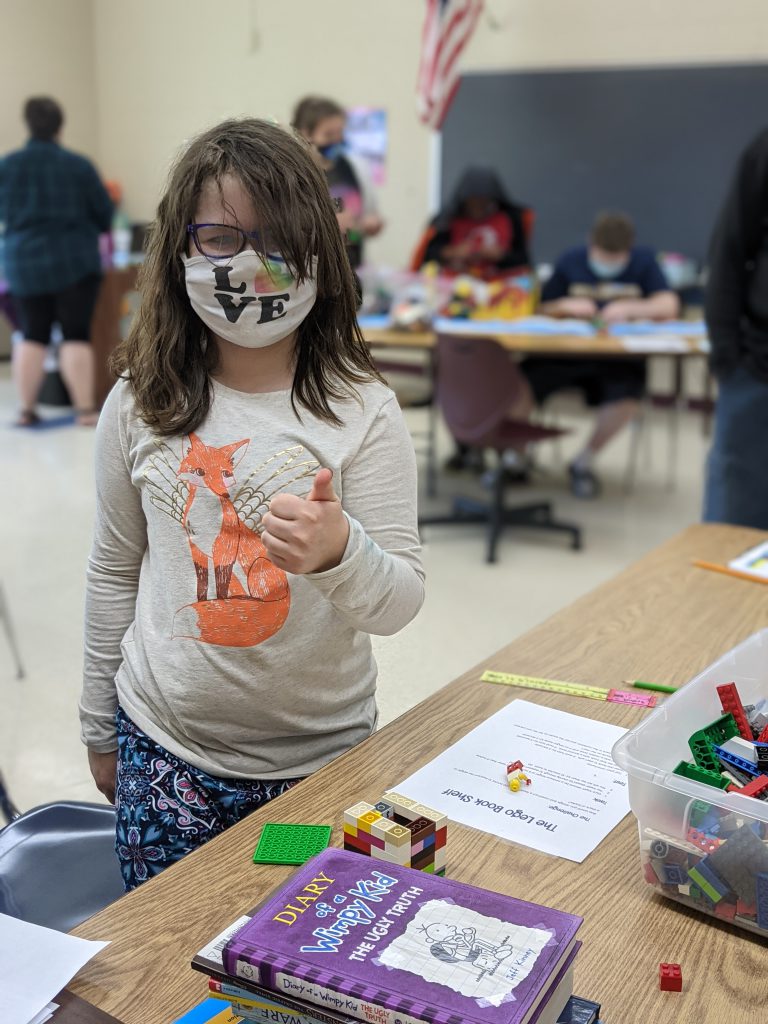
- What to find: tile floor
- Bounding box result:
[0,360,711,812]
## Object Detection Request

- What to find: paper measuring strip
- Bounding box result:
[481,671,657,708]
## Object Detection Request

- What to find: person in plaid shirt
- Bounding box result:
[0,97,113,426]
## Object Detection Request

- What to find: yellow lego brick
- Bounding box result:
[343,823,358,838]
[383,822,411,847]
[357,810,382,833]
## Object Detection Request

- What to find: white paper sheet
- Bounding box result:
[618,335,692,353]
[729,539,768,579]
[395,700,630,862]
[0,914,108,1024]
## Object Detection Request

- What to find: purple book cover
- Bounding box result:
[222,849,582,1024]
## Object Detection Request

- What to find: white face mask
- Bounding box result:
[181,250,317,348]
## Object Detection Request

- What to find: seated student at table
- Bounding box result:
[412,166,531,279]
[519,212,679,498]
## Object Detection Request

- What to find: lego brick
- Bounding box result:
[344,801,376,825]
[659,963,682,992]
[421,832,436,849]
[343,823,358,838]
[344,831,372,855]
[253,823,332,865]
[755,744,768,772]
[411,847,436,871]
[407,816,435,840]
[688,714,739,771]
[374,801,395,819]
[759,724,768,743]
[717,683,753,740]
[687,861,728,903]
[372,846,411,866]
[661,864,688,885]
[383,791,420,820]
[737,899,756,916]
[707,823,768,903]
[673,760,730,790]
[433,846,447,865]
[434,825,447,850]
[714,745,760,778]
[649,859,669,884]
[720,736,758,762]
[410,803,449,829]
[644,826,701,858]
[737,775,768,800]
[714,899,737,921]
[686,828,721,854]
[411,838,426,856]
[371,817,400,841]
[643,860,658,885]
[757,873,768,930]
[357,810,382,833]
[383,822,412,848]
[367,832,386,850]
[422,862,435,874]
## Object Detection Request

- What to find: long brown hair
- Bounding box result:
[112,117,381,436]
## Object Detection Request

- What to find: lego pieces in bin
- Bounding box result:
[673,760,730,790]
[714,745,760,779]
[706,821,768,902]
[729,775,768,800]
[720,736,759,762]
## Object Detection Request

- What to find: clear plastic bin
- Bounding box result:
[612,629,768,937]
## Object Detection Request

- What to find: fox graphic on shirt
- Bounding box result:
[145,433,319,647]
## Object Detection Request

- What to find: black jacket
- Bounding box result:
[421,167,531,271]
[706,128,768,380]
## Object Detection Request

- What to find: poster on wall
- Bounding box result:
[345,107,387,185]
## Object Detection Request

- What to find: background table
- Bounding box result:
[71,524,768,1024]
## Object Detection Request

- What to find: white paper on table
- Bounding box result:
[618,335,691,353]
[728,539,768,579]
[29,1004,58,1024]
[395,700,630,863]
[0,914,108,1024]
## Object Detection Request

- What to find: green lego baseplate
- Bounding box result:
[253,823,333,865]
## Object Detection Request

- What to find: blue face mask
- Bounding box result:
[588,256,629,280]
[317,141,345,162]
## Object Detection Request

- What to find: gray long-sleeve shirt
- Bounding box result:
[80,376,424,779]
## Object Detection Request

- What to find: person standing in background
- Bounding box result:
[703,129,768,529]
[293,96,383,268]
[0,97,113,426]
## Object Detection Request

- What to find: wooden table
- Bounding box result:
[71,523,768,1023]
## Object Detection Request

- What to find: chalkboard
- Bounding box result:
[441,64,768,263]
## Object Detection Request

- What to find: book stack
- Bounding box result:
[192,848,589,1024]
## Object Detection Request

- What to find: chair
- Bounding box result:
[419,334,582,563]
[0,801,124,930]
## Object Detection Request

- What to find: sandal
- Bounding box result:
[15,409,41,428]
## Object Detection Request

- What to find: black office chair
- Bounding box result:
[0,800,125,930]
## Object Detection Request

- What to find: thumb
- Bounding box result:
[307,467,338,502]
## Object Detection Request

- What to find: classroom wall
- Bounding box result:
[85,1,768,267]
[0,0,98,161]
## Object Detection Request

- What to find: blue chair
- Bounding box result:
[0,800,124,931]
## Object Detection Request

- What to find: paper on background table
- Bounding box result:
[618,335,692,353]
[728,539,768,580]
[395,700,630,862]
[0,913,108,1024]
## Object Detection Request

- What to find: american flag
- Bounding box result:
[417,0,484,130]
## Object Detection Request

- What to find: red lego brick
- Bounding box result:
[506,760,523,773]
[714,900,737,921]
[659,963,683,992]
[434,826,447,850]
[738,774,768,799]
[758,723,768,744]
[717,683,752,741]
[644,861,659,885]
[686,828,720,853]
[737,899,756,916]
[343,831,371,854]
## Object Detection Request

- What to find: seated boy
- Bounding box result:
[519,211,679,497]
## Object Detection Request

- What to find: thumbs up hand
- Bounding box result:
[262,468,350,575]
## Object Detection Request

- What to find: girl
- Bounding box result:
[292,95,384,269]
[79,118,424,891]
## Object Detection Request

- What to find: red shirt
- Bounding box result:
[450,211,513,259]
